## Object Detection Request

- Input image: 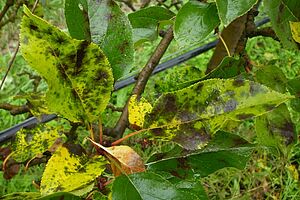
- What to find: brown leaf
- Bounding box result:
[88,139,145,176]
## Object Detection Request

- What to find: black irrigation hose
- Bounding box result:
[0,17,270,143]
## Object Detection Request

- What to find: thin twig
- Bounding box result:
[112,27,174,138]
[0,0,14,23]
[0,0,40,90]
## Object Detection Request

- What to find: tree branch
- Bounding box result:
[0,0,14,24]
[0,103,30,115]
[112,27,174,138]
[247,27,279,41]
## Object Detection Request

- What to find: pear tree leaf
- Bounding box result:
[40,145,108,196]
[179,56,246,89]
[128,95,152,129]
[264,0,299,49]
[174,1,220,47]
[89,139,145,177]
[147,131,255,178]
[20,6,114,123]
[65,0,91,41]
[132,79,292,149]
[290,21,300,43]
[128,6,175,45]
[112,172,198,200]
[11,125,60,163]
[255,65,288,93]
[256,104,296,146]
[215,0,258,26]
[88,0,134,80]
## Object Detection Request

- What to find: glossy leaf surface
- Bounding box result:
[88,0,134,80]
[216,0,258,26]
[65,0,90,41]
[20,6,113,123]
[112,172,197,200]
[40,145,107,196]
[174,1,219,47]
[128,6,175,45]
[147,131,254,178]
[264,0,299,49]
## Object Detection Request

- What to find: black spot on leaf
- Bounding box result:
[233,78,245,87]
[236,113,255,120]
[224,99,238,112]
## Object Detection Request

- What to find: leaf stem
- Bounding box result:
[111,128,149,146]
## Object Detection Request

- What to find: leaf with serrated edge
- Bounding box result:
[147,131,254,178]
[20,6,113,123]
[89,139,145,176]
[215,0,258,26]
[264,0,298,49]
[174,1,219,47]
[40,146,107,196]
[88,0,134,80]
[141,79,292,150]
[112,172,198,200]
[128,95,152,129]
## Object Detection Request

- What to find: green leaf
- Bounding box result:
[215,0,258,26]
[128,6,175,45]
[11,125,59,162]
[179,56,246,89]
[40,145,108,196]
[112,172,197,200]
[142,79,292,149]
[88,0,134,80]
[172,179,208,200]
[0,192,41,200]
[174,1,219,47]
[282,0,300,20]
[20,6,114,123]
[290,21,300,43]
[264,0,299,49]
[256,104,295,147]
[147,131,254,178]
[255,65,288,93]
[287,77,300,111]
[65,0,91,41]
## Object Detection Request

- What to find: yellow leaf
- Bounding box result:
[128,95,152,129]
[290,21,300,43]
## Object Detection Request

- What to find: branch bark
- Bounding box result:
[112,27,174,138]
[0,103,30,115]
[0,0,14,24]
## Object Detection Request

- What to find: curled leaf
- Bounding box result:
[89,139,145,176]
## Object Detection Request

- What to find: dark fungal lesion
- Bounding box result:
[233,78,245,87]
[74,41,89,75]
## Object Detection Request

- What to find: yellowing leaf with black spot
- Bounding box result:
[40,145,108,196]
[140,79,293,150]
[20,6,114,123]
[128,95,152,129]
[11,125,60,163]
[89,139,145,177]
[290,21,300,44]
